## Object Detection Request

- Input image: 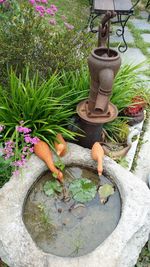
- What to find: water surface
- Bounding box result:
[23,166,121,257]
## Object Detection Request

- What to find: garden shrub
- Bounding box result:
[0,0,93,85]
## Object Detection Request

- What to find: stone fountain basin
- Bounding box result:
[0,143,150,267]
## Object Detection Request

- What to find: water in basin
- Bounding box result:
[23,166,121,257]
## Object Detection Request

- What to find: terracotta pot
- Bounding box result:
[91,142,104,175]
[54,133,67,157]
[34,140,63,182]
[123,96,146,125]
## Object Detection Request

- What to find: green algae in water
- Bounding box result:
[23,166,121,257]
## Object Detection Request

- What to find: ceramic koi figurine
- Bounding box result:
[91,142,104,176]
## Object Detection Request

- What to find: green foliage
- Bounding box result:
[103,118,130,143]
[69,178,97,203]
[104,63,150,143]
[135,241,150,267]
[0,155,12,188]
[111,63,149,111]
[54,160,65,172]
[0,1,92,85]
[0,69,81,148]
[43,180,63,197]
[116,157,129,168]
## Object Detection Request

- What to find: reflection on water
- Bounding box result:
[23,167,121,257]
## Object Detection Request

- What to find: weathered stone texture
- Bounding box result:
[0,143,150,267]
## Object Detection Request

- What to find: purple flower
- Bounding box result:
[61,15,67,21]
[64,22,74,30]
[41,0,48,3]
[31,137,39,144]
[24,135,32,143]
[3,140,14,159]
[50,4,58,12]
[29,0,35,4]
[16,126,32,134]
[13,157,26,167]
[46,8,54,15]
[29,147,34,153]
[22,146,29,152]
[49,18,56,25]
[35,5,45,13]
[0,0,6,3]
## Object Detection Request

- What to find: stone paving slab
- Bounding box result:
[131,18,150,30]
[110,26,134,44]
[114,48,148,70]
[141,33,150,43]
[134,116,150,184]
[125,121,144,171]
[139,11,149,20]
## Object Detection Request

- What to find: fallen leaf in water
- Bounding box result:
[98,184,114,204]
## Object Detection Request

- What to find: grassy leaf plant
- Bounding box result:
[0,69,84,179]
[104,62,150,143]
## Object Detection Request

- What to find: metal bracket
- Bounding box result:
[87,0,140,52]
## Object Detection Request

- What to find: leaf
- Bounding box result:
[43,180,63,197]
[98,184,114,204]
[55,160,65,171]
[69,178,97,203]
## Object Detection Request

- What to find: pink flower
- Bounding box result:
[24,135,32,143]
[61,15,67,21]
[64,22,74,30]
[50,4,58,12]
[31,137,39,144]
[16,126,32,134]
[49,18,56,25]
[29,0,35,4]
[29,147,34,153]
[46,8,54,15]
[0,0,5,3]
[41,0,48,3]
[35,5,45,14]
[22,146,29,152]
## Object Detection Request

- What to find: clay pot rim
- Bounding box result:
[92,47,120,61]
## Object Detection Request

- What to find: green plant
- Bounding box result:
[103,63,150,142]
[0,154,12,188]
[37,203,55,230]
[69,178,97,203]
[103,118,130,143]
[116,157,129,168]
[111,63,150,111]
[70,236,84,256]
[135,241,150,267]
[0,69,81,147]
[43,180,63,197]
[0,0,92,85]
